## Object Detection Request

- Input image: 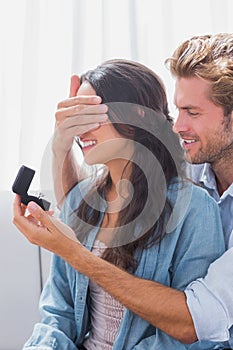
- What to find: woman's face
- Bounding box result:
[77,81,134,167]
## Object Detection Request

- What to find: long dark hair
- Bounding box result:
[72,59,185,272]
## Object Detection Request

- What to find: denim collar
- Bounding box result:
[199,163,233,199]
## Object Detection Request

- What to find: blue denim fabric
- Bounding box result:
[188,163,233,247]
[23,179,225,349]
[184,163,233,348]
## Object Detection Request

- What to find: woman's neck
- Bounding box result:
[107,159,132,190]
[104,159,133,214]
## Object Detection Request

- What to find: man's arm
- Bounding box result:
[13,197,197,344]
[70,243,197,344]
[52,146,85,208]
[52,75,108,206]
[185,248,233,342]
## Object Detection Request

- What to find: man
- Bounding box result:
[167,33,233,347]
[15,33,233,347]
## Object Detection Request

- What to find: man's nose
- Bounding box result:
[173,112,189,134]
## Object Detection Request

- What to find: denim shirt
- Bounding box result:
[23,178,225,350]
[188,163,233,247]
[184,163,233,349]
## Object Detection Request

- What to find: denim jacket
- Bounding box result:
[23,179,225,349]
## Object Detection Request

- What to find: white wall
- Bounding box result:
[0,191,51,350]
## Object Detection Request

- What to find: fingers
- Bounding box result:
[27,202,54,231]
[27,202,79,242]
[13,196,46,243]
[57,112,108,129]
[54,107,108,153]
[69,75,80,98]
[47,210,55,217]
[57,95,102,109]
[53,114,105,154]
[52,121,101,155]
[27,214,41,226]
[13,194,27,215]
[63,123,100,139]
[13,196,80,254]
[13,194,23,216]
[13,196,51,232]
[53,76,108,155]
[55,104,108,124]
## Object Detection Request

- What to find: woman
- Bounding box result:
[14,59,225,349]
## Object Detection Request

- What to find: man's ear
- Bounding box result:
[69,75,80,97]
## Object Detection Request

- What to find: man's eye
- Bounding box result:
[187,110,199,116]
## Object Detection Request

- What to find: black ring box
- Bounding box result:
[12,165,51,211]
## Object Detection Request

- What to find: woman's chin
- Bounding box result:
[84,155,100,166]
[83,150,106,166]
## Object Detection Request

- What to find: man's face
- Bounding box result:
[173,77,233,164]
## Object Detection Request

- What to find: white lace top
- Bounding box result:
[83,240,126,349]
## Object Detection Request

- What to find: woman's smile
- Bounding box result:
[79,138,97,151]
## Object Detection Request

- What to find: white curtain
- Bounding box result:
[1,0,233,198]
[0,0,73,196]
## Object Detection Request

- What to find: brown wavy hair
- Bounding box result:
[72,59,186,272]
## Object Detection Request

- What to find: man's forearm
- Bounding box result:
[68,243,197,344]
[52,148,81,207]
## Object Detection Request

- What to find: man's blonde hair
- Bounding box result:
[166,33,233,116]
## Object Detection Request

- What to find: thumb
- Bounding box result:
[27,201,53,229]
[27,201,79,242]
[69,74,80,97]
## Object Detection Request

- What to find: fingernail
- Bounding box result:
[28,202,38,212]
[92,123,100,129]
[100,114,108,121]
[93,96,101,103]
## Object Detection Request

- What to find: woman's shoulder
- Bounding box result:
[65,166,106,208]
[59,177,94,222]
[68,177,93,203]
